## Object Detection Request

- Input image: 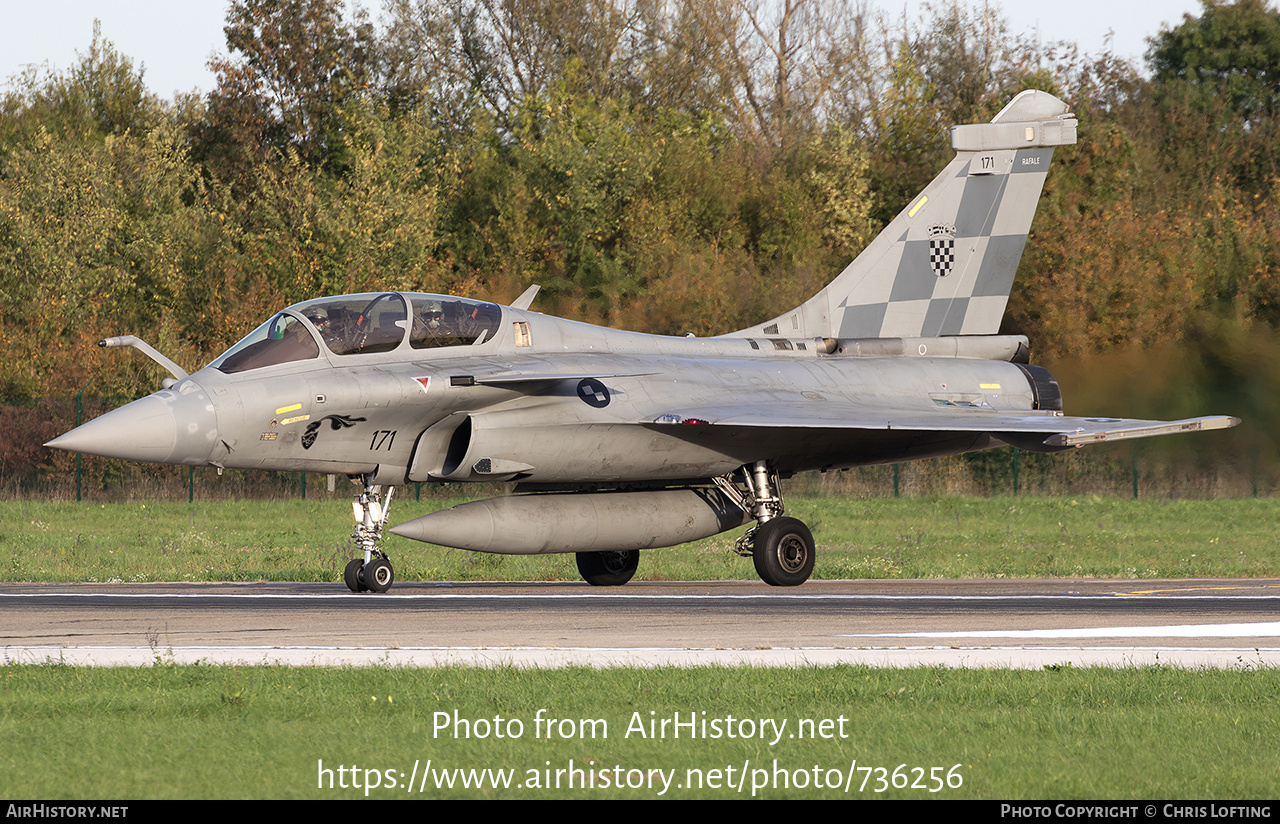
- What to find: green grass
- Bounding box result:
[2,495,1278,583]
[2,662,1277,799]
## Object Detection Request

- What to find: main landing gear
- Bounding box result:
[344,479,397,593]
[717,461,816,587]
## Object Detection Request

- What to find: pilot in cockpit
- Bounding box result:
[303,306,341,349]
[418,300,460,339]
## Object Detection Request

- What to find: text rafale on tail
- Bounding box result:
[49,91,1238,592]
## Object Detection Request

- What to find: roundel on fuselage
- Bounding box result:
[576,378,610,408]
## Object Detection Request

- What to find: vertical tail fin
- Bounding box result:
[730,90,1077,340]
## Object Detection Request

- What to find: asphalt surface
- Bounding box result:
[3,578,1279,668]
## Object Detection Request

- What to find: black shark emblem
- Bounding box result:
[301,415,367,450]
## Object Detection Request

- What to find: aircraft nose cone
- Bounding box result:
[46,382,220,465]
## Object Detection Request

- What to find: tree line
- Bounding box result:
[2,0,1278,491]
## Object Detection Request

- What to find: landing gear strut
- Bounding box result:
[344,479,396,593]
[717,461,815,586]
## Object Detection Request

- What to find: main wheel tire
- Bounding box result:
[343,558,367,593]
[576,550,639,586]
[364,558,395,593]
[751,517,815,586]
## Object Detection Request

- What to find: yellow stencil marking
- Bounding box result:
[1113,584,1275,597]
[275,403,302,415]
[980,383,1001,389]
[908,196,928,217]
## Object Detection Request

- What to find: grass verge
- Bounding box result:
[1,662,1277,799]
[1,496,1277,583]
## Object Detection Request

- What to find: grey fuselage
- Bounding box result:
[88,292,1049,489]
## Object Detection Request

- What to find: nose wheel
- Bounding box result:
[343,558,367,592]
[363,558,395,592]
[343,555,396,593]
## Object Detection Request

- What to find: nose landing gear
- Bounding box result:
[344,480,396,593]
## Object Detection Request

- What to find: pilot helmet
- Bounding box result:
[422,300,443,329]
[304,306,329,330]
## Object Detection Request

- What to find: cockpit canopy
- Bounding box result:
[209,293,502,374]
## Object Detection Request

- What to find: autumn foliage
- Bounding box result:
[2,1,1279,493]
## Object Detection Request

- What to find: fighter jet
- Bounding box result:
[47,91,1238,592]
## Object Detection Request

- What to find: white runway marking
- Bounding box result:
[847,622,1280,639]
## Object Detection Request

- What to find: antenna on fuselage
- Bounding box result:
[511,284,541,311]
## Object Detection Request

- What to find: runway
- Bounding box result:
[3,578,1279,668]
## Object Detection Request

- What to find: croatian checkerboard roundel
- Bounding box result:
[928,224,956,278]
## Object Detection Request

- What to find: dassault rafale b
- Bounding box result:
[48,91,1238,592]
